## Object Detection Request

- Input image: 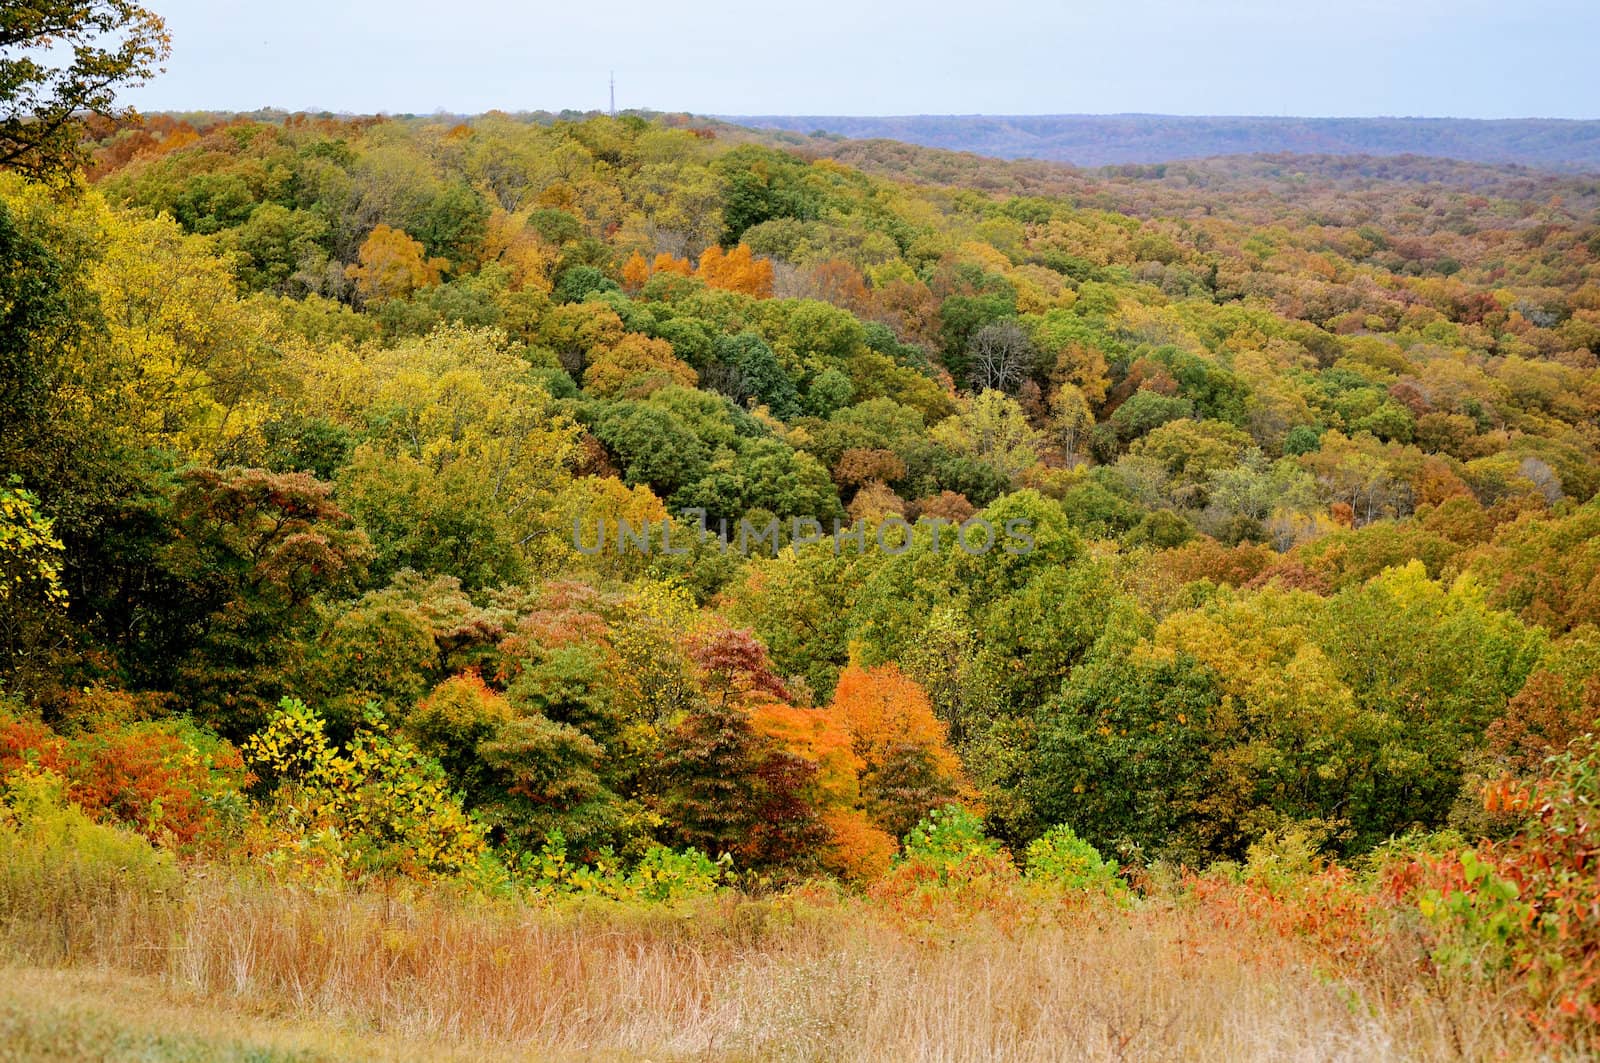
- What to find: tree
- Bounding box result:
[1036,650,1227,863]
[1048,342,1110,406]
[931,390,1042,484]
[93,209,279,461]
[827,663,965,838]
[227,204,330,293]
[620,250,651,292]
[1048,383,1094,461]
[553,264,620,304]
[345,224,443,305]
[583,333,697,398]
[588,400,710,499]
[0,481,67,681]
[649,701,824,870]
[966,320,1034,393]
[0,481,64,609]
[696,243,773,297]
[160,468,371,738]
[713,332,799,418]
[1129,418,1253,506]
[0,193,80,473]
[0,1,170,181]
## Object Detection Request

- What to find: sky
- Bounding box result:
[124,0,1599,119]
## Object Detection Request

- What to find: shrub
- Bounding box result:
[1,710,248,853]
[871,806,1026,926]
[524,829,728,903]
[63,721,250,852]
[243,698,486,883]
[1023,824,1126,898]
[900,804,998,869]
[1476,744,1600,1043]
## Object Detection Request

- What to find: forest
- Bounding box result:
[2,6,1600,1058]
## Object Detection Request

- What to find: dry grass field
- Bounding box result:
[0,866,1546,1062]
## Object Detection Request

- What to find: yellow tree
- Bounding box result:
[345,223,445,304]
[92,208,276,460]
[339,327,582,586]
[583,333,698,398]
[482,209,556,293]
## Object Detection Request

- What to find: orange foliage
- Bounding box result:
[2,714,249,853]
[1149,538,1275,588]
[819,808,897,882]
[801,259,873,314]
[1414,457,1474,507]
[751,703,863,808]
[651,252,693,277]
[415,670,512,729]
[873,277,942,349]
[621,251,651,292]
[66,726,250,851]
[908,491,977,523]
[696,244,774,297]
[752,672,966,884]
[583,334,698,398]
[829,663,963,789]
[0,716,69,776]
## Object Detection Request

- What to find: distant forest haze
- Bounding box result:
[731,114,1600,170]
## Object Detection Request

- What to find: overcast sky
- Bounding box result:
[124,0,1598,119]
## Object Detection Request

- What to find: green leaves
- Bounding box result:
[0,481,65,608]
[0,1,170,182]
[244,697,485,882]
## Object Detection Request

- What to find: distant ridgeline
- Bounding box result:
[725,114,1600,171]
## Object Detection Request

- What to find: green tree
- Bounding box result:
[649,701,825,871]
[0,1,170,181]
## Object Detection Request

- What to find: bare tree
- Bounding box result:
[966,321,1034,393]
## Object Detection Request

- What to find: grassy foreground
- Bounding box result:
[0,864,1546,1062]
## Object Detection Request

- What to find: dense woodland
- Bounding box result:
[3,98,1600,1049]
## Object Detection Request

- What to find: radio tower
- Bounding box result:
[609,72,616,117]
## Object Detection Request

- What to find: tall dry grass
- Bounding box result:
[0,861,1551,1061]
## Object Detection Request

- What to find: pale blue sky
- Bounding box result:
[126,0,1598,118]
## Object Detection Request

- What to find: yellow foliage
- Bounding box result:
[544,476,668,577]
[243,699,485,882]
[92,208,276,460]
[1147,590,1354,723]
[345,224,445,304]
[583,333,698,398]
[482,210,556,292]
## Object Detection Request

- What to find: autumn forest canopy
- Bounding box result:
[3,2,1600,1056]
